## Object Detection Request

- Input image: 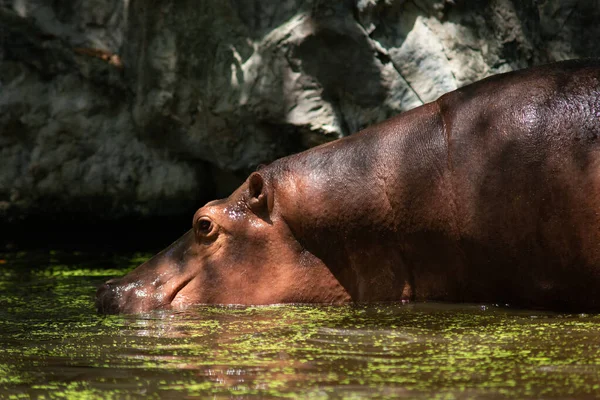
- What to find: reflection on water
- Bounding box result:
[1,251,600,398]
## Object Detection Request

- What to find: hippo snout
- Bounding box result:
[95,275,174,314]
[95,230,206,314]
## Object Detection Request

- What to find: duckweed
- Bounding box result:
[1,251,600,398]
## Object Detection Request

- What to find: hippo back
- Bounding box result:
[438,59,600,308]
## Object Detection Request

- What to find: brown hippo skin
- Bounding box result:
[96,59,600,313]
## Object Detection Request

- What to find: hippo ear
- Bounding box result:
[248,172,268,214]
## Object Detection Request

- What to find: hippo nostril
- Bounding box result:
[96,278,121,296]
[95,280,121,314]
[96,281,112,296]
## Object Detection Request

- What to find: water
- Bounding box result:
[1,250,600,399]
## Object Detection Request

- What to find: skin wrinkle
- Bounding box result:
[272,172,304,258]
[167,275,195,304]
[431,96,472,299]
[435,98,461,242]
[376,154,395,228]
[375,149,413,300]
[196,238,222,259]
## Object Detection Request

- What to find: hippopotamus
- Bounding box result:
[96,59,600,314]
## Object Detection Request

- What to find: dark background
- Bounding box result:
[1,0,599,249]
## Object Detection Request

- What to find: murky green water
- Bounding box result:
[1,251,600,399]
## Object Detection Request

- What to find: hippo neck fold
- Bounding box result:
[268,103,462,302]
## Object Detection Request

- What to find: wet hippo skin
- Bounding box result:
[97,59,600,313]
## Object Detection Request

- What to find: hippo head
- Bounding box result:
[96,172,351,314]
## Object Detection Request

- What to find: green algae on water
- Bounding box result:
[1,251,600,398]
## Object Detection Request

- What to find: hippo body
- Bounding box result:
[97,59,600,313]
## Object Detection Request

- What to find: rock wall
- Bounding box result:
[1,0,599,223]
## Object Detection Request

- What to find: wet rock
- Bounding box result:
[1,0,599,222]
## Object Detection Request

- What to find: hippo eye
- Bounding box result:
[196,217,214,237]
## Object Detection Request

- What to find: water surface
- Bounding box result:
[1,251,600,399]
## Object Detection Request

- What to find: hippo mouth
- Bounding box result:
[95,276,195,314]
[166,277,195,308]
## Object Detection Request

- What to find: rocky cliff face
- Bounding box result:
[1,0,599,223]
